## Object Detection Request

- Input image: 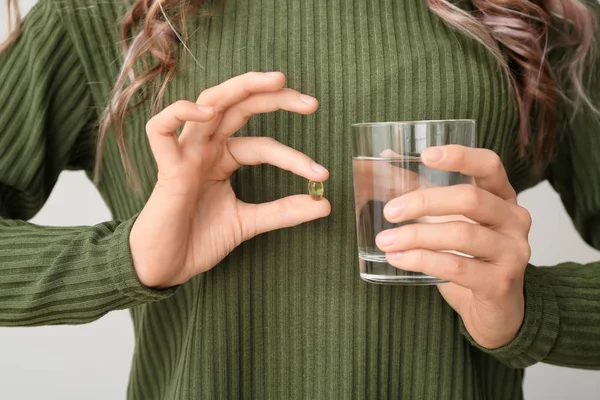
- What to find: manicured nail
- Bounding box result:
[388,252,403,260]
[376,232,395,247]
[264,72,281,77]
[386,203,404,219]
[196,105,212,113]
[300,94,316,104]
[422,147,442,162]
[311,162,328,174]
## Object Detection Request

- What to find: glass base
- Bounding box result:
[358,256,447,286]
[360,272,447,285]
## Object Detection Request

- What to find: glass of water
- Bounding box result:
[351,120,476,285]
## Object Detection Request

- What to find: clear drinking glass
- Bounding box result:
[351,120,476,285]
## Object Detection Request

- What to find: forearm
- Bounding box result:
[0,216,174,326]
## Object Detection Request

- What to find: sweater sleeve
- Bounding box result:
[0,1,174,327]
[460,0,600,369]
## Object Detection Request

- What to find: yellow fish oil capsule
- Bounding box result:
[308,180,324,201]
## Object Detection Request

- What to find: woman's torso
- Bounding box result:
[66,0,540,398]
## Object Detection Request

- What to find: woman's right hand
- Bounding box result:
[129,72,331,288]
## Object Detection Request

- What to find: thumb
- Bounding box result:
[238,195,331,239]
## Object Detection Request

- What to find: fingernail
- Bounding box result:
[196,105,211,113]
[300,94,316,104]
[385,203,404,219]
[376,232,395,247]
[264,72,281,77]
[388,252,403,260]
[423,147,442,162]
[311,162,328,174]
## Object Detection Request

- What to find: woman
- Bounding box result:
[0,0,598,398]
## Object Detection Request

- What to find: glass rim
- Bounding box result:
[351,119,476,128]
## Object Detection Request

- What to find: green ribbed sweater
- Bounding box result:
[1,0,599,398]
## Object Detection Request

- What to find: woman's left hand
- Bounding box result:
[376,145,532,349]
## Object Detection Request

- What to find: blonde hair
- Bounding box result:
[427,0,597,165]
[2,0,597,186]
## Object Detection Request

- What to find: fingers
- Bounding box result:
[376,221,506,259]
[386,249,492,292]
[421,146,516,201]
[227,137,329,182]
[214,89,319,136]
[179,72,312,144]
[145,100,215,169]
[383,185,516,228]
[238,195,331,238]
[195,71,287,112]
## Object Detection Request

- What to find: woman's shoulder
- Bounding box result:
[32,0,131,86]
[41,0,131,22]
[35,0,132,37]
[3,0,138,114]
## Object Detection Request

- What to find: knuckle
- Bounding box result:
[523,210,532,229]
[492,280,511,297]
[452,222,474,243]
[448,255,467,276]
[172,99,190,109]
[498,236,530,267]
[461,184,481,209]
[492,243,527,296]
[199,87,214,99]
[253,137,279,162]
[416,190,429,214]
[516,240,532,263]
[451,145,468,165]
[260,136,278,147]
[403,225,420,247]
[514,205,532,230]
[486,150,504,172]
[399,249,424,268]
[495,270,520,296]
[411,249,426,267]
[277,197,294,223]
[404,190,428,218]
[241,72,263,88]
[237,104,255,120]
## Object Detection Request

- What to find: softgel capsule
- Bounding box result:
[308,180,324,201]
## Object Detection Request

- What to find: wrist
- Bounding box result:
[462,289,525,349]
[458,266,560,368]
[129,227,176,289]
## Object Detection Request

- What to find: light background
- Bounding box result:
[1,1,599,399]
